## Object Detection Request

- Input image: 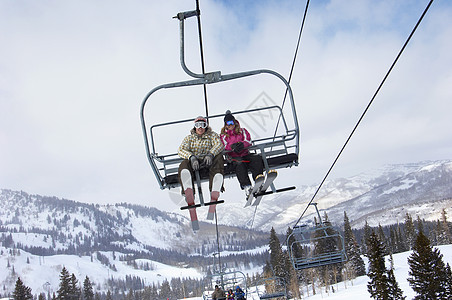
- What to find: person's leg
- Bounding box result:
[208,154,224,191]
[178,160,195,193]
[246,154,264,182]
[178,160,198,229]
[235,161,252,189]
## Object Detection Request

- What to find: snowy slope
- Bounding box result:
[175,244,452,300]
[218,160,452,232]
[0,245,203,296]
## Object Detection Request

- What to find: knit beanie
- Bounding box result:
[194,116,207,123]
[223,110,235,123]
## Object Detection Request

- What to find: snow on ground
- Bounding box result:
[179,244,452,300]
[0,246,203,296]
[291,244,452,300]
[2,245,452,299]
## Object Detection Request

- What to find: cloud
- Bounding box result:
[1,0,451,212]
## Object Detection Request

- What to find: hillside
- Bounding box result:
[2,159,452,297]
[223,160,452,232]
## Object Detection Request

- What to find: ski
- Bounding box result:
[244,174,265,207]
[206,191,220,220]
[252,170,277,206]
[180,188,199,231]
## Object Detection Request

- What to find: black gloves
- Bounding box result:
[189,155,200,171]
[231,142,244,153]
[203,153,214,167]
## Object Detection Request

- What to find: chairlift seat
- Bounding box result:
[260,292,286,299]
[293,251,345,270]
[161,152,298,188]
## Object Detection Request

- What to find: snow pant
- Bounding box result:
[232,154,264,189]
[178,154,224,194]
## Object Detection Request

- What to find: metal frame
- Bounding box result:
[140,9,299,190]
[255,276,287,300]
[202,270,248,300]
[287,203,347,270]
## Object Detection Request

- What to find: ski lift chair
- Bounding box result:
[287,203,347,270]
[203,270,248,300]
[255,276,287,300]
[140,8,300,202]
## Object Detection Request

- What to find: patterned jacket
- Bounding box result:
[178,127,224,159]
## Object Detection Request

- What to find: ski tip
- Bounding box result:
[206,211,215,220]
[255,174,265,180]
[191,220,200,231]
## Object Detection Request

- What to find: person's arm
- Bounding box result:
[178,135,193,159]
[209,132,225,156]
[241,128,252,148]
[220,134,231,151]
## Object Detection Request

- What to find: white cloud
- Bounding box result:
[1,0,451,211]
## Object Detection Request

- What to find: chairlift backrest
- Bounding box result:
[255,276,287,300]
[287,223,347,270]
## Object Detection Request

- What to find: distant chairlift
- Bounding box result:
[255,276,287,300]
[139,8,300,204]
[287,203,347,270]
[202,270,248,300]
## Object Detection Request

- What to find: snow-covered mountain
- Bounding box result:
[217,160,452,232]
[1,159,452,297]
[0,189,269,254]
[0,190,268,296]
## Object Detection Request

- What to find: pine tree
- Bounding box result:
[366,231,390,300]
[389,228,397,254]
[268,227,294,294]
[12,277,33,300]
[438,209,452,245]
[387,254,405,300]
[362,220,372,255]
[57,267,72,300]
[404,213,416,250]
[269,227,284,275]
[377,224,388,255]
[445,263,452,296]
[407,230,449,299]
[343,211,366,277]
[159,280,172,299]
[70,273,80,300]
[83,276,94,300]
[396,225,408,253]
[416,216,425,234]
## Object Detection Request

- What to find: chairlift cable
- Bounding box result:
[273,0,310,137]
[253,0,310,226]
[195,0,210,119]
[195,0,223,273]
[214,211,222,272]
[292,0,435,229]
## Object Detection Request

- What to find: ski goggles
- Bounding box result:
[225,120,235,126]
[194,121,207,129]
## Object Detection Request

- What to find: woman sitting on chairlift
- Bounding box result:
[220,110,264,199]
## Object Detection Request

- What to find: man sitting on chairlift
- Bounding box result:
[211,285,226,300]
[178,116,224,200]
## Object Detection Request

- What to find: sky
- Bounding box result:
[1,0,451,213]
